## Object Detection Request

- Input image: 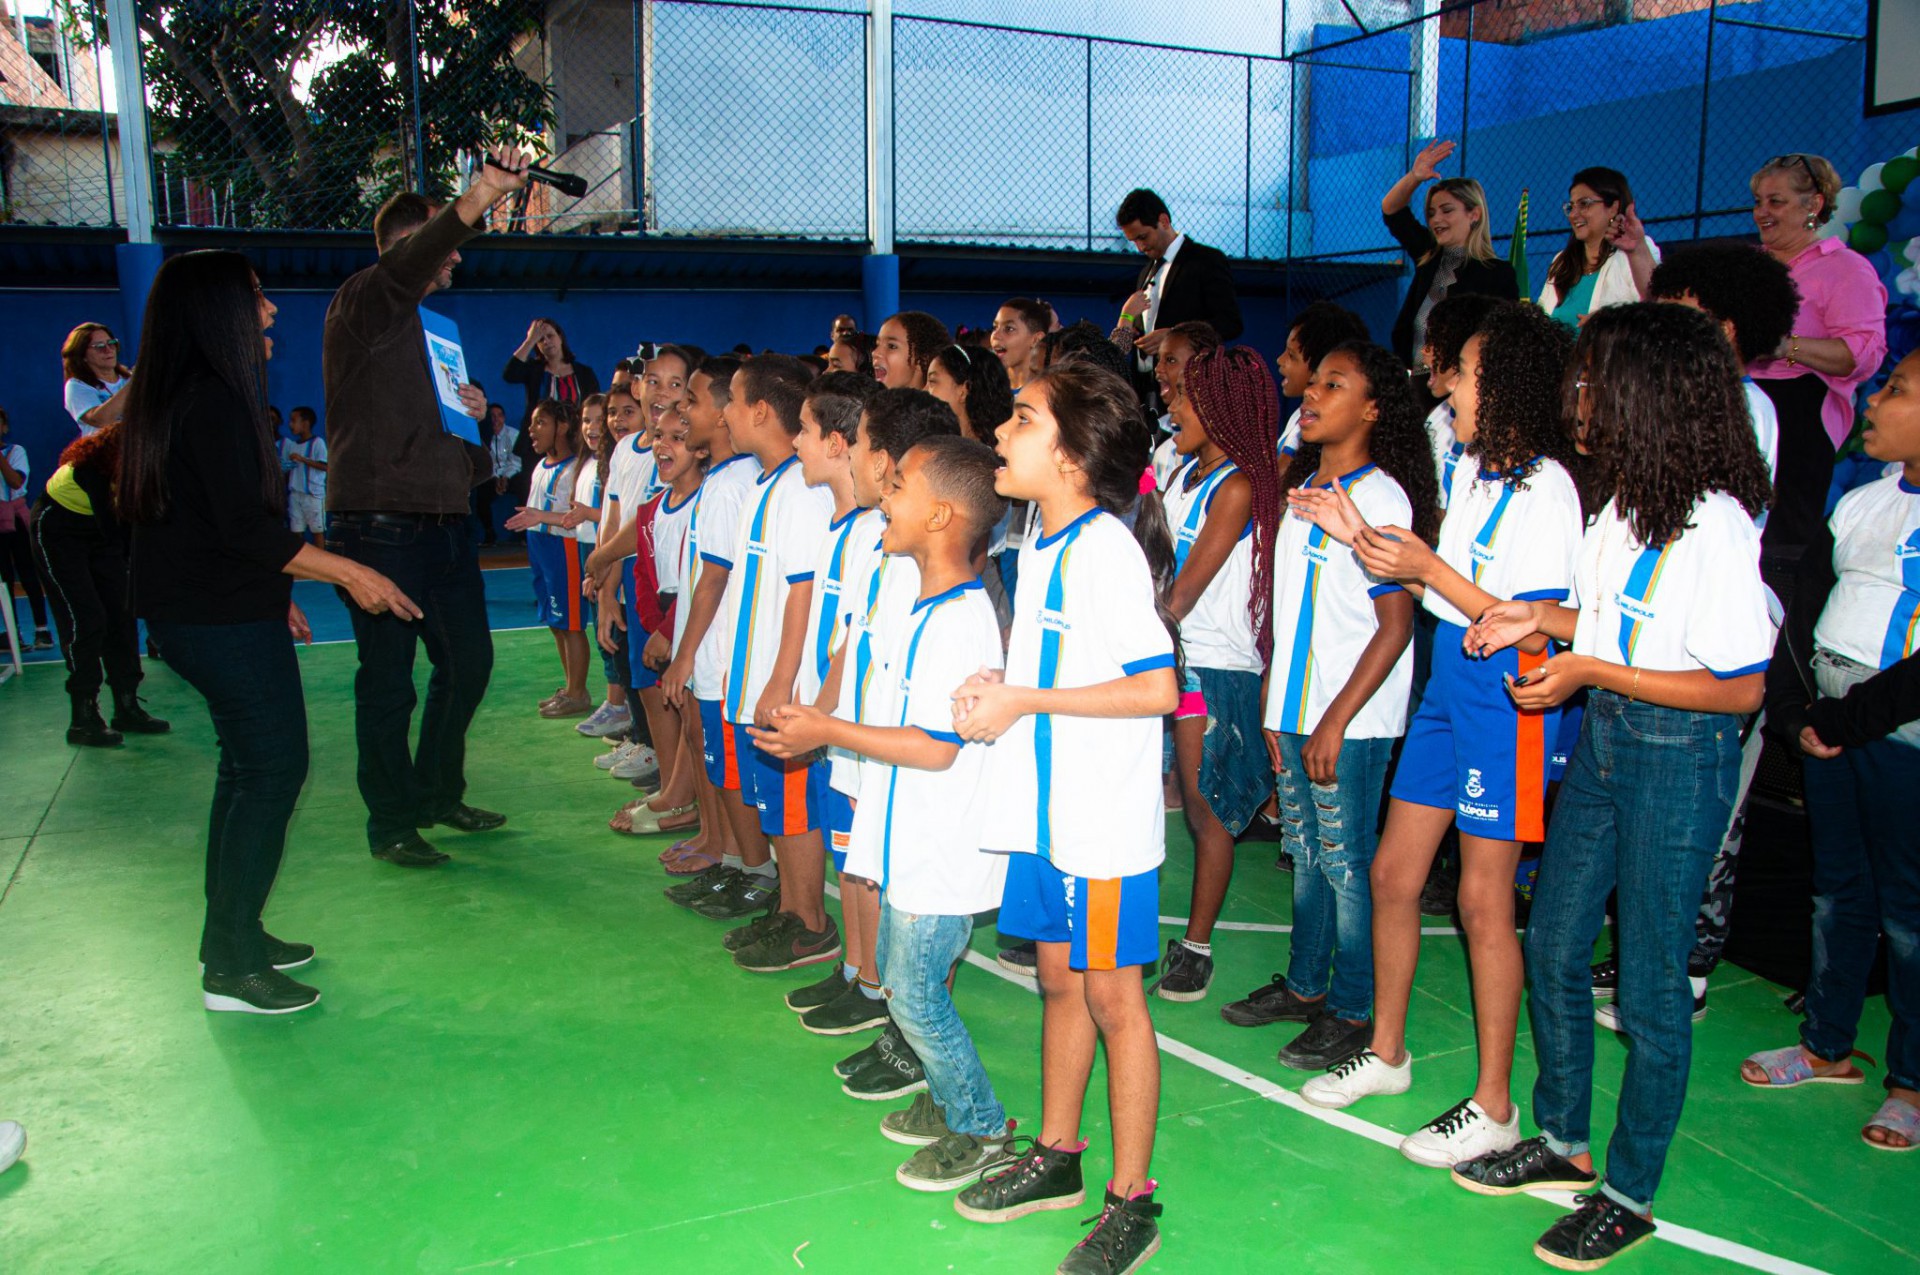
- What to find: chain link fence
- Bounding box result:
[0,0,1908,259]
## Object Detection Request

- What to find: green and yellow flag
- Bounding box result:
[1510,188,1530,300]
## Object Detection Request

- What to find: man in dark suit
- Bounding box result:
[1111,188,1243,410]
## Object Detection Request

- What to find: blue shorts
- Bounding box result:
[809,759,853,870]
[622,563,658,691]
[735,720,813,837]
[698,699,730,789]
[526,534,585,632]
[998,854,1160,972]
[1389,620,1556,843]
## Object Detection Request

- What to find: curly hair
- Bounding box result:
[1569,302,1772,546]
[61,417,121,475]
[1465,301,1579,486]
[830,331,876,379]
[931,343,1015,445]
[1182,346,1282,661]
[1648,243,1800,366]
[1421,292,1501,375]
[1288,302,1371,375]
[1280,341,1440,547]
[886,311,952,377]
[530,398,583,462]
[1043,320,1132,384]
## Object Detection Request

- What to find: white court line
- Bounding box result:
[1158,914,1463,937]
[956,946,1831,1275]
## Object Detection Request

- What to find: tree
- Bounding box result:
[69,0,551,230]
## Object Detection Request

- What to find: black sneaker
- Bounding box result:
[835,1031,886,1079]
[1452,1136,1600,1198]
[1148,938,1212,1003]
[1590,957,1618,1001]
[1057,1186,1163,1275]
[1277,1013,1371,1071]
[263,935,316,972]
[1533,1193,1655,1270]
[723,910,785,953]
[953,1138,1086,1223]
[202,968,321,1015]
[1236,807,1282,844]
[996,940,1037,975]
[841,1026,926,1101]
[801,981,889,1035]
[786,963,851,1012]
[665,863,739,908]
[1220,976,1324,1027]
[734,914,841,973]
[692,872,779,921]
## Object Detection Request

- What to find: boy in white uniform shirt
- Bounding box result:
[753,435,1016,1192]
[281,407,328,544]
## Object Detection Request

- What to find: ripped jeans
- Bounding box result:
[1275,733,1395,1021]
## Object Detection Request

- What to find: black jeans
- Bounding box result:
[326,512,494,846]
[31,499,140,701]
[148,617,310,976]
[0,515,49,631]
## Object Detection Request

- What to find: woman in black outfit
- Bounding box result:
[503,318,598,526]
[1381,139,1518,406]
[117,250,420,1016]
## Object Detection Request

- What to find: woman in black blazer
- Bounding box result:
[1382,139,1518,394]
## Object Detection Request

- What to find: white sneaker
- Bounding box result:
[611,744,661,782]
[576,702,632,738]
[595,739,638,771]
[1300,1048,1411,1110]
[1399,1098,1520,1168]
[1595,976,1708,1031]
[0,1120,25,1175]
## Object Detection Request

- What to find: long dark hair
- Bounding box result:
[1546,166,1633,304]
[1029,358,1181,668]
[116,250,279,523]
[1281,341,1441,548]
[1182,345,1282,662]
[1468,301,1580,486]
[931,343,1014,445]
[1569,302,1772,547]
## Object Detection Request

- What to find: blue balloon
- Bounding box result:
[1884,207,1920,241]
[1868,248,1897,280]
[1906,181,1920,212]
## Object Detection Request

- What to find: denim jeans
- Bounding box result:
[877,901,1007,1137]
[147,618,310,976]
[326,513,493,845]
[1800,738,1920,1093]
[1526,690,1739,1212]
[1276,733,1394,1021]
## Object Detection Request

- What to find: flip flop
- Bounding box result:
[658,837,698,865]
[1863,1096,1920,1152]
[1740,1044,1872,1088]
[663,845,720,876]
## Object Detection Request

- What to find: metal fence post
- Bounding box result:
[1692,0,1719,240]
[631,1,645,232]
[1243,56,1252,258]
[1460,2,1473,174]
[407,0,428,191]
[103,0,161,357]
[864,0,899,323]
[1085,38,1094,252]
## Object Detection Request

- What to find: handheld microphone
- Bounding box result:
[484,157,588,200]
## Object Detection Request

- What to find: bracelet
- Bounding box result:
[1121,312,1138,326]
[1786,334,1800,367]
[1629,666,1642,703]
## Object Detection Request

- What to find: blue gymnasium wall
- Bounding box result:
[0,284,1325,502]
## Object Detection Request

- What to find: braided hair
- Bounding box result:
[1182,345,1282,661]
[1280,341,1441,547]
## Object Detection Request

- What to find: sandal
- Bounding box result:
[658,836,702,865]
[627,803,698,836]
[1740,1044,1872,1088]
[1863,1097,1920,1152]
[663,845,720,876]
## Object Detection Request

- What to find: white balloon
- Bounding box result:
[1905,235,1920,266]
[1836,186,1865,223]
[1817,219,1845,240]
[1861,162,1886,191]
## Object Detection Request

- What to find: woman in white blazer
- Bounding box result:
[1538,166,1659,327]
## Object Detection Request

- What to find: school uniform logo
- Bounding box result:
[1038,609,1071,633]
[1464,768,1486,799]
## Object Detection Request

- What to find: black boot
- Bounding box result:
[68,696,124,748]
[110,691,170,735]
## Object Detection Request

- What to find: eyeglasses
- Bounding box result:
[1770,153,1820,185]
[89,339,120,351]
[1561,197,1608,215]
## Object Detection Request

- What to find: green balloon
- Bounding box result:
[1850,220,1889,253]
[1860,188,1901,224]
[1882,155,1920,193]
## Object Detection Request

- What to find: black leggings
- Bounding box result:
[31,499,140,701]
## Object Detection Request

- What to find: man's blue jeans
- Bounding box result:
[1525,690,1739,1213]
[877,902,1006,1137]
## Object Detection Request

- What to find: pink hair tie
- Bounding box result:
[1138,466,1158,495]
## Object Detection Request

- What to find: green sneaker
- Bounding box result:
[801,980,889,1036]
[786,963,851,1012]
[841,1026,926,1101]
[1057,1187,1162,1275]
[898,1129,1017,1193]
[880,1092,951,1147]
[665,864,739,909]
[691,872,779,920]
[953,1138,1085,1223]
[733,914,842,972]
[722,910,784,953]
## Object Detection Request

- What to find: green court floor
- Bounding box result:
[0,632,1907,1273]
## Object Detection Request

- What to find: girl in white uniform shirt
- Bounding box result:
[1453,303,1774,1269]
[1151,346,1281,1004]
[1272,301,1370,460]
[1418,293,1503,512]
[1290,303,1583,1174]
[505,401,589,717]
[1231,341,1437,1076]
[565,396,633,740]
[951,359,1178,1271]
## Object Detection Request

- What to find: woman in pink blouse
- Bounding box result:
[1746,153,1888,560]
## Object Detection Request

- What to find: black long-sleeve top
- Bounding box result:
[323,202,490,514]
[131,371,305,625]
[1384,205,1519,368]
[500,354,600,426]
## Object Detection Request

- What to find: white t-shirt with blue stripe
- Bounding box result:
[1427,457,1583,629]
[719,456,834,724]
[1814,472,1920,672]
